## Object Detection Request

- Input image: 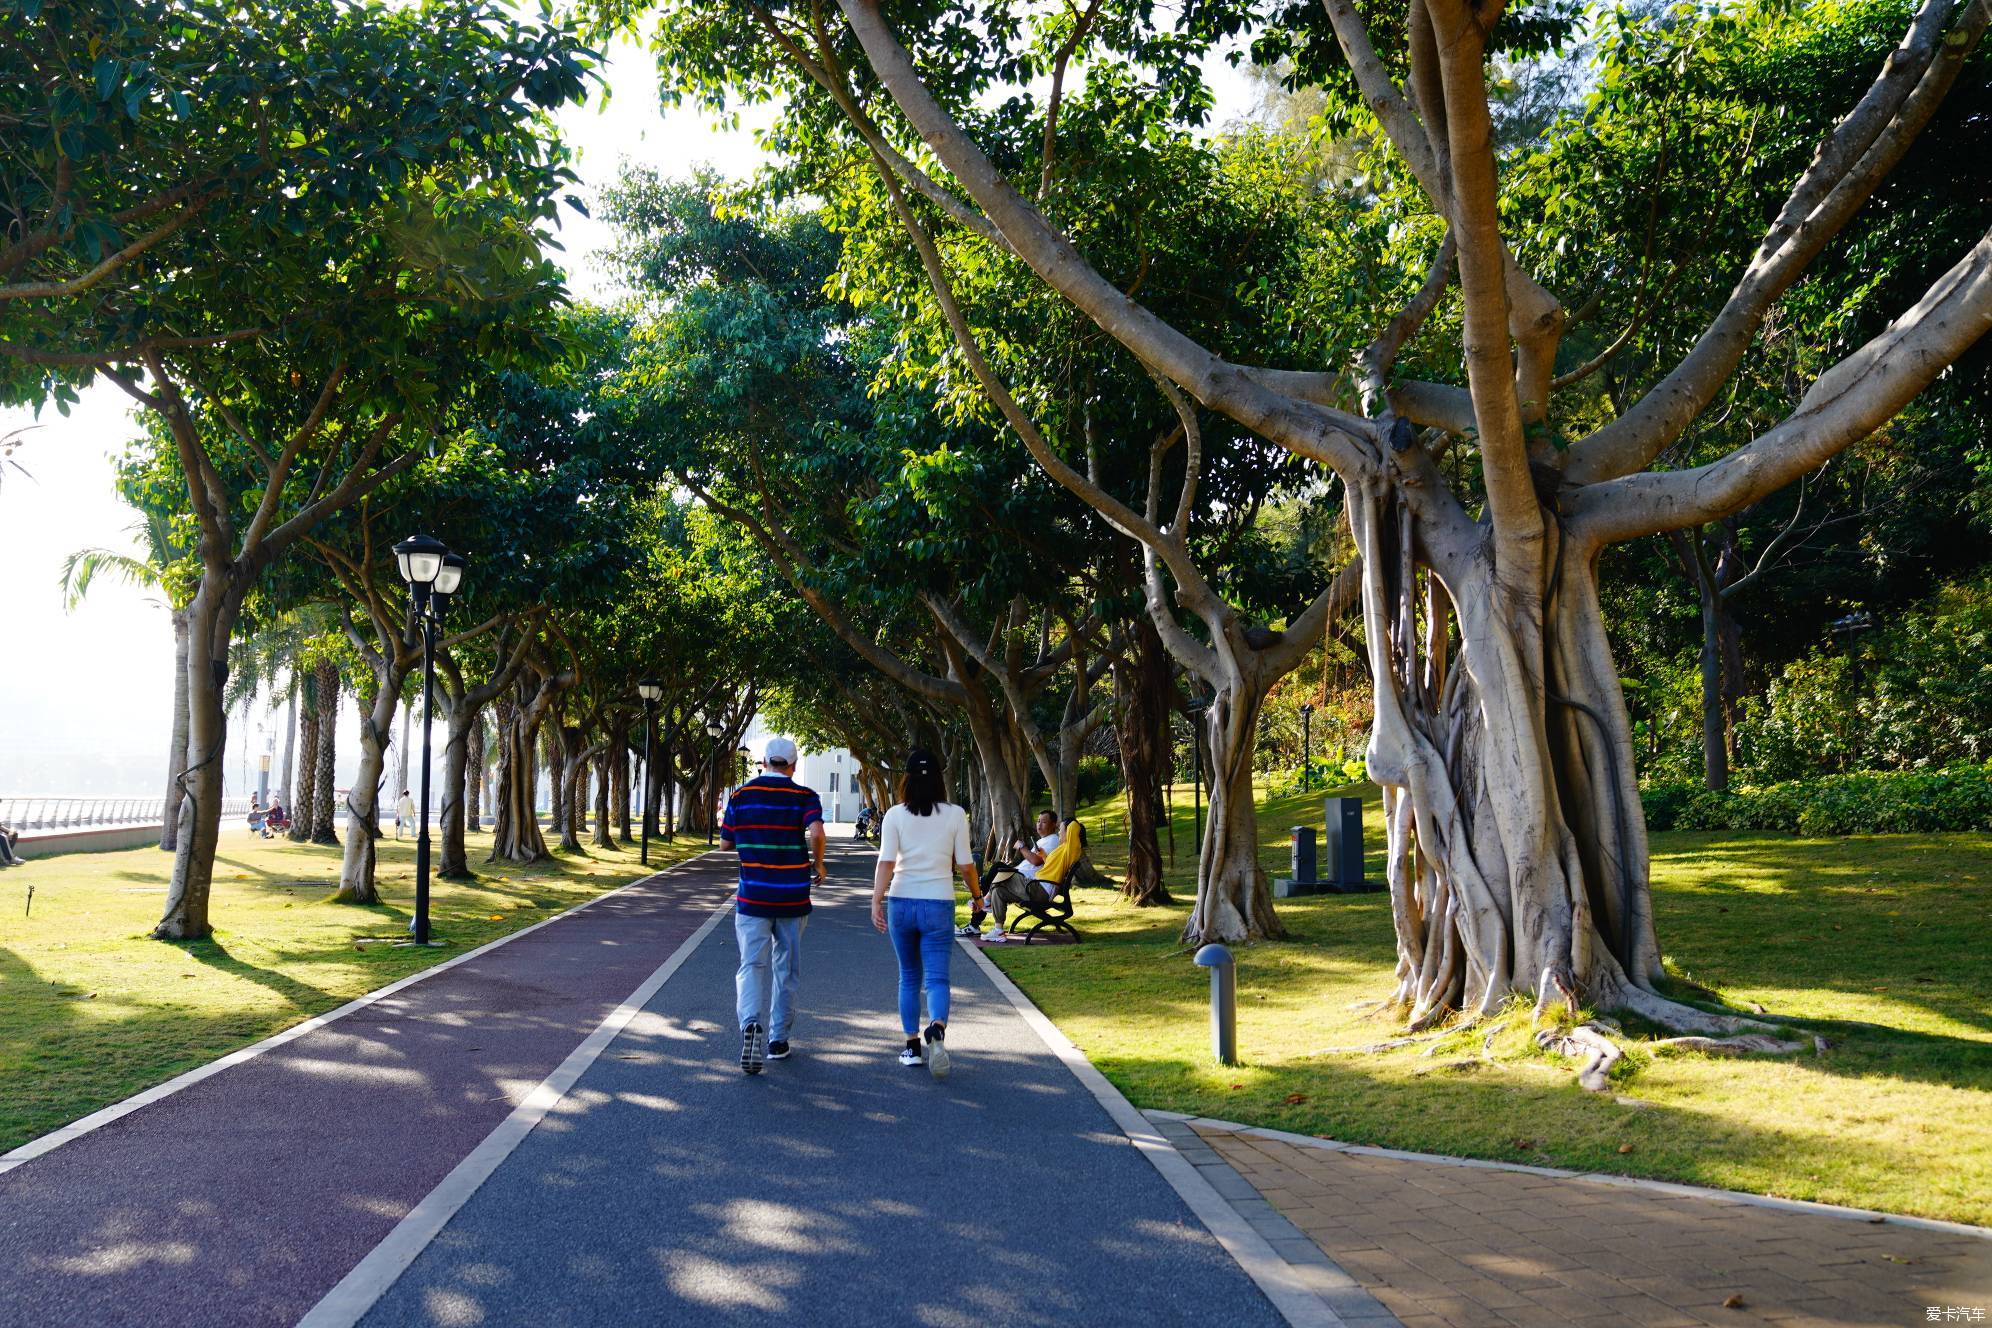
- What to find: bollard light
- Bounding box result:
[1194,943,1237,1066]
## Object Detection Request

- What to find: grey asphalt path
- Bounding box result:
[354,843,1287,1328]
[0,854,731,1328]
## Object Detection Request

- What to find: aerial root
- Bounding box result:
[1648,1033,1825,1058]
[1536,1022,1623,1092]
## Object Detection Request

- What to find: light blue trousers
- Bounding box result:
[735,912,806,1041]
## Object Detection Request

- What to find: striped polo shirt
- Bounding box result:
[720,773,824,917]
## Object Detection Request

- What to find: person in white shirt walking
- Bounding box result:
[870,748,983,1078]
[395,789,417,840]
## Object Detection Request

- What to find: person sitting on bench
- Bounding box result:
[961,810,1060,936]
[982,815,1083,942]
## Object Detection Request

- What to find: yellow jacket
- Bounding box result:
[1037,820,1085,886]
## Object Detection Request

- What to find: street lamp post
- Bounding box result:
[1299,703,1314,791]
[637,679,663,866]
[704,718,724,845]
[394,534,464,947]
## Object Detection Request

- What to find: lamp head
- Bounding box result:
[705,719,725,740]
[393,533,449,590]
[433,552,467,599]
[637,678,664,703]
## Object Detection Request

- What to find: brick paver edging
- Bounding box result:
[0,849,717,1176]
[1157,1112,1992,1242]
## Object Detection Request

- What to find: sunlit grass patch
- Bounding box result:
[983,783,1992,1225]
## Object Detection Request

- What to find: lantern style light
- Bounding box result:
[638,678,664,702]
[705,718,724,740]
[433,551,467,598]
[393,533,448,590]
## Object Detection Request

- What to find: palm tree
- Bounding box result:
[61,511,192,850]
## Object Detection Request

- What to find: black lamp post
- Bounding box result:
[1299,703,1315,791]
[1186,694,1213,856]
[637,678,663,865]
[704,717,724,845]
[393,534,463,947]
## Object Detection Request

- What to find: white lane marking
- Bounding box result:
[957,939,1350,1328]
[0,851,720,1176]
[297,896,734,1328]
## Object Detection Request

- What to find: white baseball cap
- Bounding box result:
[763,736,799,766]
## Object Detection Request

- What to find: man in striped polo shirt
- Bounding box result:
[719,735,826,1074]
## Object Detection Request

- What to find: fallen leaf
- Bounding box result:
[1882,1254,1914,1265]
[1722,1293,1746,1309]
[489,915,505,921]
[1229,1083,1244,1090]
[1618,1143,1635,1154]
[1284,1093,1308,1105]
[1866,1216,1886,1225]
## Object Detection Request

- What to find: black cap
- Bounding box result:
[907,748,940,776]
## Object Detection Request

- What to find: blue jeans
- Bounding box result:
[887,897,955,1035]
[735,912,806,1041]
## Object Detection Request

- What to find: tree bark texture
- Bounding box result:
[290,666,320,843]
[1113,617,1173,905]
[160,605,191,852]
[310,658,340,846]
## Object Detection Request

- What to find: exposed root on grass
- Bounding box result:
[1536,1022,1624,1092]
[1648,1034,1825,1058]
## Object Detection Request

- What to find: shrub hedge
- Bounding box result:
[1642,764,1992,836]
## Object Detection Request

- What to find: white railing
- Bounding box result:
[0,795,253,833]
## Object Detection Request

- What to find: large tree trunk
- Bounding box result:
[592,744,615,849]
[439,702,481,879]
[466,713,485,833]
[612,718,634,844]
[1114,617,1173,905]
[279,683,298,811]
[155,578,246,939]
[1348,488,1708,1031]
[544,724,569,846]
[488,693,550,864]
[159,606,191,852]
[552,726,587,854]
[289,666,320,842]
[1183,680,1280,944]
[311,659,340,846]
[335,658,409,905]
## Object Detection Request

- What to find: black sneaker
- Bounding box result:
[924,1021,951,1081]
[898,1041,923,1067]
[766,1040,791,1061]
[740,1022,766,1075]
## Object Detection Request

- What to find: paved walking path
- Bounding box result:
[335,856,1289,1327]
[0,853,728,1328]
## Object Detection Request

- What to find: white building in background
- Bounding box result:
[740,720,861,828]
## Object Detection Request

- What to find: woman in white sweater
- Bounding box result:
[870,749,983,1077]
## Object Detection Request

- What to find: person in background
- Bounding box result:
[263,799,287,837]
[966,809,1062,941]
[0,822,20,866]
[395,789,416,840]
[720,736,826,1074]
[247,794,265,835]
[871,749,982,1078]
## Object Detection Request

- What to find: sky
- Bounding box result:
[0,33,1255,799]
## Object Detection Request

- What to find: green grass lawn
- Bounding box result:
[0,829,709,1154]
[984,781,1992,1226]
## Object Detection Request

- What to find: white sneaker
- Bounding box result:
[984,930,1007,943]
